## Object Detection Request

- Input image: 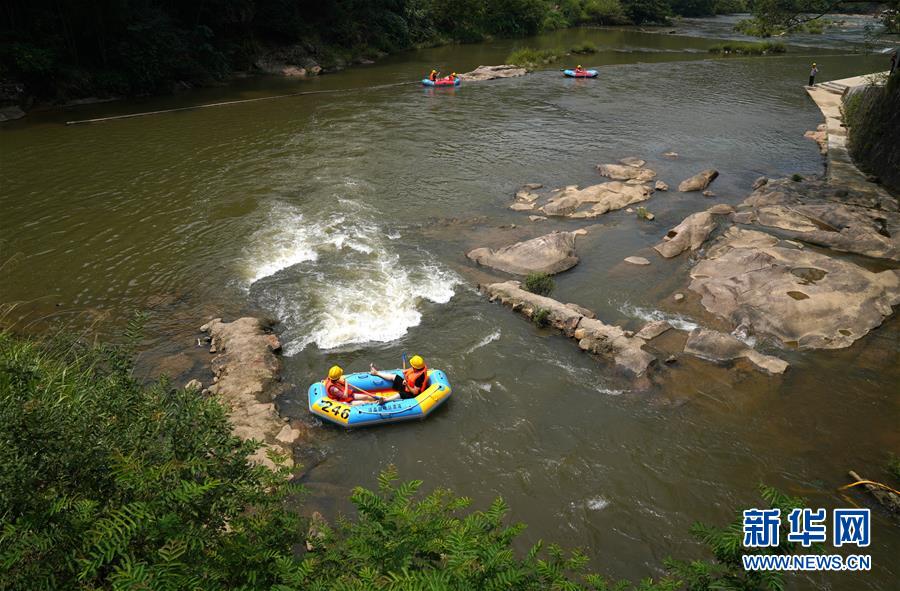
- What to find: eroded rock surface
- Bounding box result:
[737,178,900,260]
[202,317,300,469]
[460,65,527,81]
[482,281,655,375]
[678,169,719,192]
[467,231,579,275]
[597,162,657,182]
[542,182,651,218]
[689,227,900,349]
[654,211,716,258]
[684,328,789,374]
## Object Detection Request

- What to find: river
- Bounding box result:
[1,20,898,590]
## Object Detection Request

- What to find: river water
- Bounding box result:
[2,21,898,590]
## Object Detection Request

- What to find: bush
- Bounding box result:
[708,41,786,55]
[570,41,599,54]
[791,173,804,182]
[0,330,304,590]
[506,47,564,68]
[524,271,555,296]
[532,307,551,327]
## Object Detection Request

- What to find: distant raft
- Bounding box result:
[563,69,598,78]
[422,77,461,87]
[308,369,452,428]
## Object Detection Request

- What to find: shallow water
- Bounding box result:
[2,23,898,590]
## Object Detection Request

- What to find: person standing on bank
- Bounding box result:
[808,62,818,86]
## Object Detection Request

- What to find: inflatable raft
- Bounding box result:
[563,69,598,78]
[422,77,461,87]
[308,369,452,428]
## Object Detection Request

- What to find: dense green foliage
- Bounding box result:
[0,330,821,590]
[740,0,900,37]
[0,0,765,103]
[524,271,556,296]
[843,73,900,194]
[708,41,786,54]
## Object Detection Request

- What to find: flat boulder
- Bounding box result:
[467,231,579,276]
[460,65,527,81]
[684,328,788,374]
[542,182,651,218]
[689,227,900,349]
[597,162,656,182]
[624,256,651,266]
[678,169,719,192]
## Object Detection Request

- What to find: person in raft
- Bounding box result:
[575,65,586,75]
[324,365,380,405]
[369,355,429,404]
[808,62,818,86]
[429,69,438,81]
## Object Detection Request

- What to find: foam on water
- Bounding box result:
[245,201,459,354]
[619,303,699,332]
[465,329,501,355]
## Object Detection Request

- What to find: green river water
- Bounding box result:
[2,19,898,590]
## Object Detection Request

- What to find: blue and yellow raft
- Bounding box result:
[308,369,452,428]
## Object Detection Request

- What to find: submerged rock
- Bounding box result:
[624,256,651,266]
[541,182,651,218]
[678,169,719,192]
[467,231,579,275]
[460,65,527,81]
[482,281,656,376]
[201,317,302,470]
[684,328,789,374]
[689,227,900,349]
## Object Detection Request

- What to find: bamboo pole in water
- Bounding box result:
[65,81,414,126]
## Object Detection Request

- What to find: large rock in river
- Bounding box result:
[467,231,579,275]
[654,210,716,258]
[678,169,719,192]
[460,65,527,81]
[541,182,651,218]
[684,328,789,374]
[482,281,655,376]
[597,162,656,182]
[689,227,900,349]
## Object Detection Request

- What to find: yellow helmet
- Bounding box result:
[328,365,343,380]
[577,65,582,68]
[409,355,425,369]
[451,72,456,76]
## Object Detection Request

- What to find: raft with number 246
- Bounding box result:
[308,369,452,428]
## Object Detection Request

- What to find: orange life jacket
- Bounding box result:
[324,378,353,403]
[403,366,428,394]
[429,72,437,81]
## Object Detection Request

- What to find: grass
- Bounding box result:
[636,206,653,220]
[524,272,555,296]
[506,48,563,69]
[532,308,550,328]
[708,41,786,56]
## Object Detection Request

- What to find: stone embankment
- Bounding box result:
[200,317,303,470]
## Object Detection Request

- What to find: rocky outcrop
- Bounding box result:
[541,182,651,218]
[482,281,655,376]
[201,317,302,470]
[678,169,719,192]
[654,210,716,258]
[0,105,26,122]
[460,65,527,81]
[467,231,579,275]
[689,227,900,349]
[597,161,657,182]
[684,328,789,374]
[736,178,900,261]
